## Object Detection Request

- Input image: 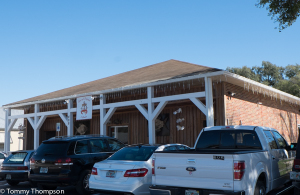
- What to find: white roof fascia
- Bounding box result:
[223,71,300,103]
[3,70,227,109]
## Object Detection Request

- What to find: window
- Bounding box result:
[177,145,190,150]
[0,153,4,159]
[107,139,125,152]
[108,146,158,161]
[272,131,287,149]
[263,131,278,149]
[5,152,27,164]
[90,139,109,153]
[164,146,177,151]
[36,142,69,156]
[196,130,262,150]
[75,140,89,154]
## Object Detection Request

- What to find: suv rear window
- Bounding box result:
[4,152,28,164]
[108,146,158,161]
[196,130,262,150]
[36,141,69,156]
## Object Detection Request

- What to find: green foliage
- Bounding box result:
[226,66,260,82]
[227,61,300,97]
[257,0,300,31]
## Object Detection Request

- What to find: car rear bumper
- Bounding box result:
[149,185,245,195]
[29,173,79,186]
[0,171,29,181]
[89,176,150,195]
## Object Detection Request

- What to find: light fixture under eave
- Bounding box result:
[257,102,262,105]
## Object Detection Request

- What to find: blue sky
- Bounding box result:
[0,0,299,106]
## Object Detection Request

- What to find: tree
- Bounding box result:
[227,62,300,97]
[257,0,300,31]
[226,66,260,82]
[252,61,284,86]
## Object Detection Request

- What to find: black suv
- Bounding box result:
[29,135,125,194]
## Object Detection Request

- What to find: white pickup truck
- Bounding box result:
[149,125,296,195]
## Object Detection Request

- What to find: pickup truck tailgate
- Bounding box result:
[153,153,234,190]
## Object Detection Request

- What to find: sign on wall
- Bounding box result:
[76,96,93,120]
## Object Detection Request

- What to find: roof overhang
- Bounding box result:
[3,70,300,109]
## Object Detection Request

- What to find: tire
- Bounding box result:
[254,181,266,195]
[76,169,91,195]
[6,180,19,186]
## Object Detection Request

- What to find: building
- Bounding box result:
[2,60,300,152]
[0,107,24,151]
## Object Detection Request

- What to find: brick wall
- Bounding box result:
[225,82,300,143]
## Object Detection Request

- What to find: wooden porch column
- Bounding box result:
[148,87,155,144]
[100,94,107,135]
[68,99,73,136]
[205,77,214,127]
[4,108,17,153]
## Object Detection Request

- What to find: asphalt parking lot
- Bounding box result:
[0,180,108,195]
[0,179,295,195]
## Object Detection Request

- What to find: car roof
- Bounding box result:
[204,125,278,131]
[43,134,113,142]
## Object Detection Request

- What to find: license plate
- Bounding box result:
[6,174,11,179]
[106,170,116,178]
[185,190,199,195]
[40,167,48,173]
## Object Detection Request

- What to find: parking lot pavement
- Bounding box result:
[0,180,294,195]
[0,180,110,195]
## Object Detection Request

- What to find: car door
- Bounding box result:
[272,131,294,181]
[263,130,284,188]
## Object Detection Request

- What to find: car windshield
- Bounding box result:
[35,141,69,156]
[4,152,28,164]
[108,146,158,161]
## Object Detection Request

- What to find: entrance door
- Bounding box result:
[108,126,128,144]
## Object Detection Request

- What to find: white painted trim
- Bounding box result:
[36,115,47,130]
[152,91,205,103]
[190,97,207,116]
[205,77,214,127]
[135,104,148,119]
[27,117,35,129]
[59,113,68,126]
[4,109,11,153]
[101,99,148,109]
[103,107,117,124]
[151,101,168,120]
[68,99,74,136]
[7,118,17,132]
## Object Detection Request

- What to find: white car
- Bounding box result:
[89,144,190,195]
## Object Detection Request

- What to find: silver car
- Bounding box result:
[89,144,190,195]
[0,150,35,186]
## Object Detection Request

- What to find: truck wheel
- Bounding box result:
[254,181,266,195]
[6,180,19,186]
[76,169,91,195]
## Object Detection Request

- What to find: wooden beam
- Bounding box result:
[135,104,148,119]
[190,97,207,116]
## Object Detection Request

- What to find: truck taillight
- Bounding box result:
[92,167,98,175]
[294,159,300,169]
[152,158,155,175]
[124,168,148,177]
[234,161,245,180]
[55,158,73,165]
